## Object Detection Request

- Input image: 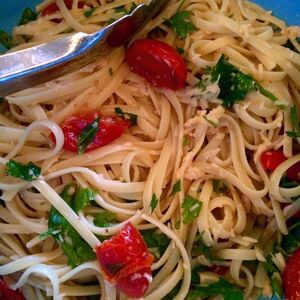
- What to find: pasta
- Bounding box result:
[0,0,300,299]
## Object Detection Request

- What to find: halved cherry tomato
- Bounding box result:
[126,39,187,90]
[283,247,300,300]
[287,161,300,183]
[52,111,130,153]
[96,223,154,298]
[0,277,25,300]
[208,265,229,276]
[41,0,85,16]
[260,150,287,171]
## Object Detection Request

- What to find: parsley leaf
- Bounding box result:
[84,7,96,18]
[171,180,181,195]
[73,186,96,212]
[6,160,41,181]
[286,105,300,138]
[115,107,137,125]
[77,117,100,154]
[165,11,196,39]
[210,55,278,108]
[19,7,37,25]
[93,211,117,227]
[182,195,202,224]
[0,30,15,50]
[41,184,96,268]
[192,232,213,259]
[187,277,244,300]
[142,229,169,259]
[150,193,158,213]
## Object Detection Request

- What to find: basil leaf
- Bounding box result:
[77,117,100,154]
[73,186,96,212]
[181,195,202,224]
[84,7,96,18]
[0,30,15,50]
[115,107,137,125]
[6,160,41,181]
[142,229,169,259]
[150,193,158,213]
[93,211,117,227]
[165,11,196,39]
[187,277,244,300]
[19,7,37,25]
[171,180,181,195]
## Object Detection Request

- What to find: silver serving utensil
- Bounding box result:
[0,0,168,97]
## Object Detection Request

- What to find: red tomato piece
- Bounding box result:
[283,247,300,300]
[0,277,25,300]
[41,0,85,16]
[126,39,187,90]
[53,111,130,153]
[260,150,287,171]
[287,161,300,183]
[96,223,154,298]
[208,265,229,276]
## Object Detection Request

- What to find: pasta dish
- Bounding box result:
[0,0,300,299]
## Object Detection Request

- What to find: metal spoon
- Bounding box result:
[0,0,168,97]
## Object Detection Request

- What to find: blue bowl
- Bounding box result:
[0,0,299,34]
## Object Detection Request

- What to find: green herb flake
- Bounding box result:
[73,186,96,212]
[84,7,96,18]
[181,195,202,224]
[203,115,217,127]
[192,232,213,259]
[279,176,299,188]
[150,193,159,213]
[115,107,137,125]
[286,105,300,138]
[213,180,228,194]
[19,7,37,25]
[77,117,100,154]
[6,160,41,181]
[142,229,169,258]
[183,135,190,147]
[107,18,116,24]
[93,211,117,227]
[0,30,15,50]
[171,180,181,195]
[187,277,244,300]
[271,273,283,299]
[165,11,196,39]
[210,55,278,108]
[114,3,137,15]
[177,47,185,54]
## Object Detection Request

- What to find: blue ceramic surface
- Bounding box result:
[0,0,298,34]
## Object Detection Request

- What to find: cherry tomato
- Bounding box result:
[126,39,187,90]
[0,277,25,300]
[52,111,130,153]
[96,223,154,298]
[287,161,300,183]
[260,150,287,171]
[208,265,229,276]
[41,0,85,17]
[283,247,300,300]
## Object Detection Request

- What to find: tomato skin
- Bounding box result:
[54,111,130,153]
[41,0,84,16]
[126,39,187,90]
[0,277,25,300]
[287,161,300,183]
[208,265,229,276]
[96,223,154,298]
[283,247,300,300]
[260,150,287,171]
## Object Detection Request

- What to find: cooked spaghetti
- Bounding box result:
[0,0,300,299]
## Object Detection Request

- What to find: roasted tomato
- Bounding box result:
[96,223,154,298]
[260,150,287,171]
[126,39,187,90]
[41,0,85,17]
[52,111,130,153]
[283,247,300,300]
[0,277,25,300]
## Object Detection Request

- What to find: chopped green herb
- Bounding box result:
[213,180,228,194]
[77,117,100,154]
[281,221,300,255]
[286,105,300,138]
[150,193,159,213]
[142,229,169,258]
[203,115,217,127]
[115,107,137,125]
[6,160,41,181]
[0,30,15,50]
[171,180,181,195]
[264,254,280,275]
[270,272,283,299]
[40,184,96,268]
[183,135,190,147]
[182,195,202,224]
[175,220,181,229]
[73,186,96,212]
[109,67,113,76]
[279,176,299,188]
[187,277,243,300]
[107,18,116,24]
[19,7,37,25]
[165,11,196,39]
[210,55,278,108]
[93,211,117,227]
[192,232,213,259]
[114,3,137,14]
[176,47,185,54]
[84,7,96,18]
